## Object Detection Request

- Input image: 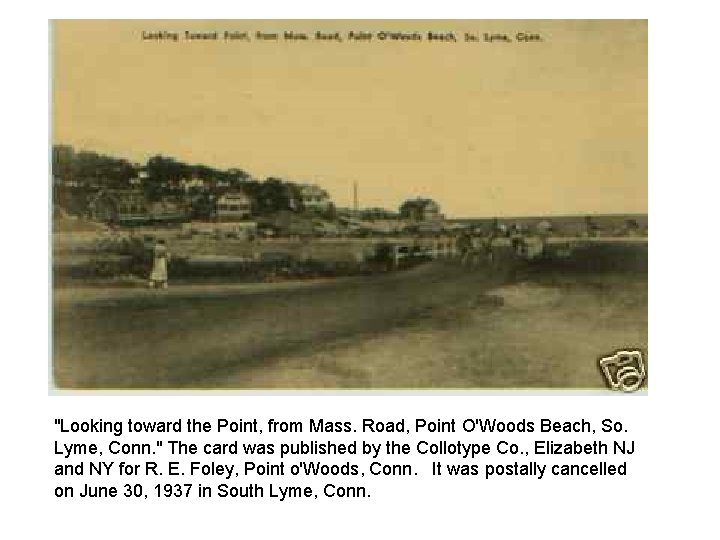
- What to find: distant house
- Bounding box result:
[148,199,189,222]
[399,198,443,221]
[88,189,149,224]
[216,191,252,221]
[179,176,207,192]
[88,189,189,224]
[297,184,332,212]
[129,169,149,186]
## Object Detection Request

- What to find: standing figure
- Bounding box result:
[584,216,599,238]
[510,223,524,255]
[457,231,472,265]
[148,239,170,289]
[536,219,553,239]
[482,231,496,264]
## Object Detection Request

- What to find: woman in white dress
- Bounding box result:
[148,239,170,289]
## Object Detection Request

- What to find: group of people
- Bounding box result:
[457,230,496,266]
[456,220,553,265]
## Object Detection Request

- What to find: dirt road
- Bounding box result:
[53,259,515,388]
[53,242,647,390]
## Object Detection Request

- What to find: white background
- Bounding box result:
[3,1,719,538]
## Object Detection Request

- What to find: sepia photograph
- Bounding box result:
[51,19,647,390]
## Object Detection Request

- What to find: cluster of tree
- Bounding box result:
[52,145,136,188]
[146,156,250,185]
[53,145,256,191]
[241,177,299,214]
[52,145,330,219]
[186,178,305,220]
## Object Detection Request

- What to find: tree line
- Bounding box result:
[52,145,334,218]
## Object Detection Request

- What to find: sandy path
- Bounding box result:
[53,260,512,388]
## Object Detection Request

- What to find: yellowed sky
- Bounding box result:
[53,20,647,217]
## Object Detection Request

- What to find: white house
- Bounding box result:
[298,184,332,212]
[216,191,252,221]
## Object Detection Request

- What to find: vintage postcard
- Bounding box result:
[51,20,647,390]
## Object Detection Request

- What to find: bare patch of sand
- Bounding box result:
[210,274,647,389]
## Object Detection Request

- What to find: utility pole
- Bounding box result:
[353,181,358,214]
